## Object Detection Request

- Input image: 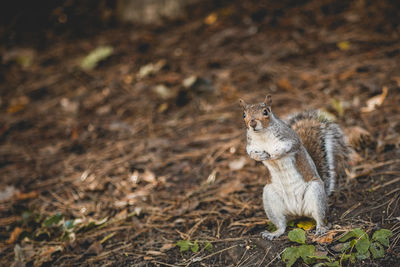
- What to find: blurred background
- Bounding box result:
[1,0,400,266]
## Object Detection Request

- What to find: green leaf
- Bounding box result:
[287,220,295,228]
[315,261,340,267]
[370,242,385,259]
[203,241,213,251]
[326,261,340,267]
[288,228,306,244]
[341,239,357,252]
[176,240,193,252]
[339,228,367,242]
[355,249,370,260]
[191,240,199,253]
[308,255,331,261]
[43,213,63,227]
[282,247,299,267]
[342,253,356,264]
[372,229,393,247]
[355,238,370,254]
[297,245,315,264]
[80,46,113,71]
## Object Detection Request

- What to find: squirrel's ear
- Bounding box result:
[264,95,272,106]
[239,99,247,109]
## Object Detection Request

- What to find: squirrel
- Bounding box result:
[239,95,350,240]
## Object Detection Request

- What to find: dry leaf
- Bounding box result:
[7,104,25,114]
[361,86,388,113]
[160,243,175,252]
[7,227,23,244]
[7,96,29,114]
[205,169,217,184]
[146,250,165,256]
[142,170,156,184]
[297,220,316,231]
[229,157,247,171]
[157,103,169,113]
[337,41,350,51]
[277,78,294,91]
[312,230,337,244]
[15,191,39,200]
[204,13,218,25]
[0,186,17,202]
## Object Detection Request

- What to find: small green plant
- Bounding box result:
[176,239,213,254]
[281,228,393,267]
[338,228,393,261]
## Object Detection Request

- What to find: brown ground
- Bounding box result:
[0,0,399,266]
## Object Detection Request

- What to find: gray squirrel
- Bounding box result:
[239,95,350,240]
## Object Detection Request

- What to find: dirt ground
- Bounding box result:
[1,0,399,266]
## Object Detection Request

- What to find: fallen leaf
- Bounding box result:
[160,243,175,252]
[0,186,17,202]
[15,191,39,200]
[331,99,344,117]
[146,250,165,256]
[137,59,166,79]
[154,84,174,99]
[337,41,350,51]
[361,86,388,113]
[157,103,169,113]
[7,104,25,114]
[40,245,63,258]
[204,13,218,25]
[142,170,156,184]
[183,75,197,88]
[60,98,79,113]
[71,127,79,141]
[297,220,316,231]
[229,157,247,171]
[312,231,337,244]
[7,96,29,114]
[205,169,217,184]
[80,46,113,71]
[7,227,23,244]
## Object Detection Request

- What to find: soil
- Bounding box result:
[0,0,399,266]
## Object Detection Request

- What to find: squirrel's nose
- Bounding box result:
[250,120,257,128]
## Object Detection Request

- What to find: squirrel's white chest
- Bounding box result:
[264,156,312,217]
[247,130,289,157]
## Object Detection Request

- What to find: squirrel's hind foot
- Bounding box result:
[260,230,284,240]
[315,225,329,236]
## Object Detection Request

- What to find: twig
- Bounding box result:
[236,245,249,267]
[257,247,271,267]
[340,202,361,219]
[186,244,239,263]
[371,177,400,191]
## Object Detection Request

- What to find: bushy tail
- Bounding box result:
[285,110,350,195]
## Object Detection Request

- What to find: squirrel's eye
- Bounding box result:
[263,109,269,116]
[243,112,246,119]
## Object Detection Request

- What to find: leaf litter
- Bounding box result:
[1,0,400,266]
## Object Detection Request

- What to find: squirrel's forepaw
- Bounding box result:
[260,230,282,240]
[249,151,270,161]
